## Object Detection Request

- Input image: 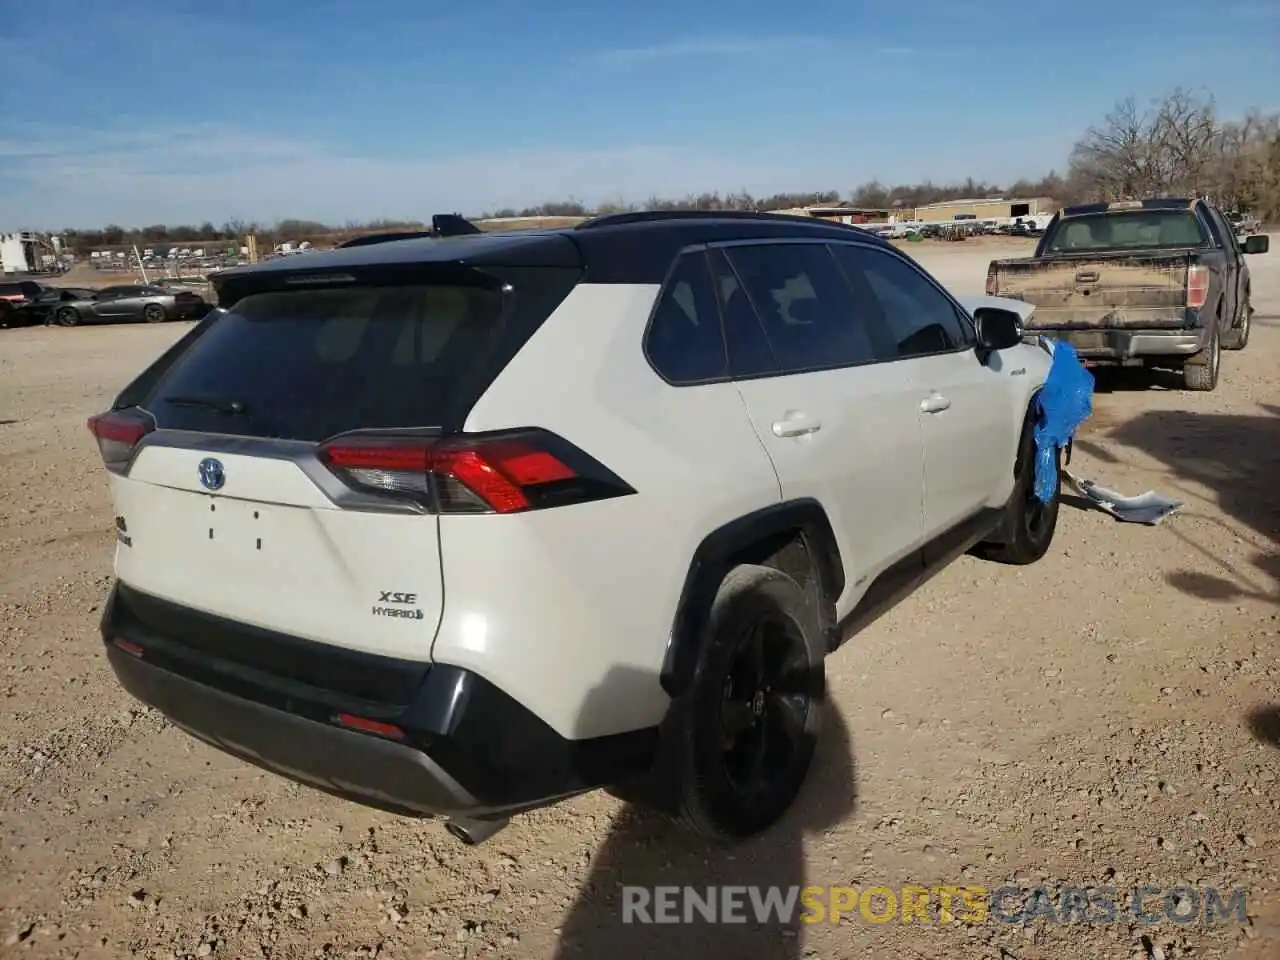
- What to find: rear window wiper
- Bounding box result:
[161,395,250,415]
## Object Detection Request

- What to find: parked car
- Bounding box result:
[0,280,46,328]
[1226,210,1262,236]
[48,284,207,326]
[88,210,1059,845]
[986,198,1269,391]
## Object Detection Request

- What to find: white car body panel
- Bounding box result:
[111,447,445,661]
[445,283,784,739]
[732,363,926,621]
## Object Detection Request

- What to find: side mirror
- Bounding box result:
[973,307,1023,351]
[1243,234,1269,255]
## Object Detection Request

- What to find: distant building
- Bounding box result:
[768,205,894,225]
[0,232,41,274]
[909,197,1057,222]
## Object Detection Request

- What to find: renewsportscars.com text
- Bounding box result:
[621,885,1247,926]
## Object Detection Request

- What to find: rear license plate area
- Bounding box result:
[204,497,270,554]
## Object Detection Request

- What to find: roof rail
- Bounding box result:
[575,209,856,230]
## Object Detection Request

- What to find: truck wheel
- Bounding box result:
[1182,326,1220,391]
[1221,296,1251,351]
[974,412,1060,566]
[612,565,825,841]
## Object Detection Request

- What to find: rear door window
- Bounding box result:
[644,251,727,384]
[145,280,512,441]
[707,247,778,378]
[833,244,971,358]
[722,242,879,374]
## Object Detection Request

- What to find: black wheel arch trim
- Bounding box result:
[659,498,843,697]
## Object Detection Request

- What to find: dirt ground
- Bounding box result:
[1,239,1278,960]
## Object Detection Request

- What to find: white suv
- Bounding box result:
[89,211,1057,845]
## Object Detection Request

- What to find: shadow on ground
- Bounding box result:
[1102,403,1280,604]
[1089,367,1182,393]
[1245,705,1280,749]
[554,701,856,959]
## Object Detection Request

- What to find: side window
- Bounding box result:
[645,251,727,384]
[707,247,777,378]
[1200,205,1226,248]
[1207,207,1239,254]
[833,245,970,358]
[722,242,878,373]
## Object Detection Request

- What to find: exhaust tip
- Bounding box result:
[443,817,508,845]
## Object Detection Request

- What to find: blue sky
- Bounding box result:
[1,0,1276,229]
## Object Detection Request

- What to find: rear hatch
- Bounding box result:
[990,254,1192,330]
[92,262,581,666]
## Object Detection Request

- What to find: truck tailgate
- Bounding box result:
[993,255,1190,330]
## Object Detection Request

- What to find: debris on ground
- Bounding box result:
[1062,470,1183,525]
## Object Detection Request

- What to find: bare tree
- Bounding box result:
[1068,96,1165,200]
[1066,88,1280,217]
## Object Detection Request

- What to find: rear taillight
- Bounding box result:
[1186,266,1209,309]
[317,429,633,514]
[985,264,998,296]
[87,409,154,473]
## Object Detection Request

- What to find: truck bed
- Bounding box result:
[988,252,1192,331]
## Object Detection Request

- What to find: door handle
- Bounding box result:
[772,412,822,438]
[920,393,951,414]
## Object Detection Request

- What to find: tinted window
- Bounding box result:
[645,252,727,383]
[146,279,513,441]
[707,248,777,377]
[1205,206,1239,253]
[723,243,877,373]
[1045,211,1207,252]
[834,245,969,358]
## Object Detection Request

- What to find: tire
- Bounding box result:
[1182,325,1220,391]
[612,565,825,841]
[974,411,1060,566]
[143,304,167,323]
[55,306,80,327]
[1221,295,1251,351]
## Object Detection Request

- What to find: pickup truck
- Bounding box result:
[984,197,1269,391]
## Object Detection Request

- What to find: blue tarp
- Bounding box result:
[1032,339,1094,503]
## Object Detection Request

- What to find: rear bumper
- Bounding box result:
[101,582,657,820]
[1033,326,1209,362]
[107,646,485,815]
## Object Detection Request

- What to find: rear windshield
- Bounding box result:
[0,281,41,298]
[144,281,510,441]
[1045,211,1208,253]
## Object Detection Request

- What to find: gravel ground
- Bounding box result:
[1,239,1277,960]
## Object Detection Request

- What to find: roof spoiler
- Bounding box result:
[336,213,483,249]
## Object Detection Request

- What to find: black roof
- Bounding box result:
[212,210,896,296]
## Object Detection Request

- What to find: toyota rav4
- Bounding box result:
[88,211,1059,845]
